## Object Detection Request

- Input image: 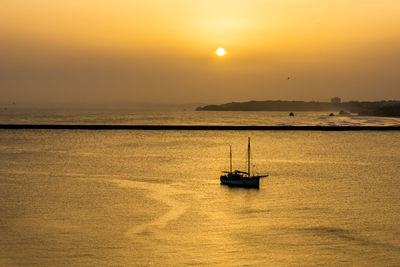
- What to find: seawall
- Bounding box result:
[1,124,400,131]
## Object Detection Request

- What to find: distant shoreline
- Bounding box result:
[196,100,400,116]
[1,124,400,131]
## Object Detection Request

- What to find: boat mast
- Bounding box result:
[248,137,251,177]
[230,145,232,173]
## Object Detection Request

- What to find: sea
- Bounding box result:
[1,106,400,266]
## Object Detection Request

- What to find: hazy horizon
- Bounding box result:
[2,98,400,109]
[1,1,400,104]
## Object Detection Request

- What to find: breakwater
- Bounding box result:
[1,124,400,131]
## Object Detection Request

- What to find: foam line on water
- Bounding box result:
[109,179,188,237]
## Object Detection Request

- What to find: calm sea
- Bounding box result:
[1,107,400,266]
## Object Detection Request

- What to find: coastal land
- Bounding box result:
[196,100,400,117]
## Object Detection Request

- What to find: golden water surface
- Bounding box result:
[1,130,400,266]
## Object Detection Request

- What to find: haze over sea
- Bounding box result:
[1,106,400,266]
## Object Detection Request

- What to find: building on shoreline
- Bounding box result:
[331,97,341,104]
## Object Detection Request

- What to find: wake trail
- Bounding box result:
[109,179,189,237]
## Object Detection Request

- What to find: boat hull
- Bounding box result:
[220,176,260,188]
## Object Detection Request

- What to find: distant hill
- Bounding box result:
[358,104,400,117]
[196,100,400,115]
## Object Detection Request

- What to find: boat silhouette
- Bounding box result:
[220,137,268,188]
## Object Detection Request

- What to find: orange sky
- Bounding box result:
[1,0,400,104]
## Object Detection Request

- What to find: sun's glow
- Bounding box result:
[216,48,226,56]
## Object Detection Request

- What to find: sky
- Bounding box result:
[1,0,400,104]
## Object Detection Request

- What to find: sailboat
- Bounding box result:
[220,137,268,188]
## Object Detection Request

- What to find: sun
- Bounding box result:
[216,48,226,56]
